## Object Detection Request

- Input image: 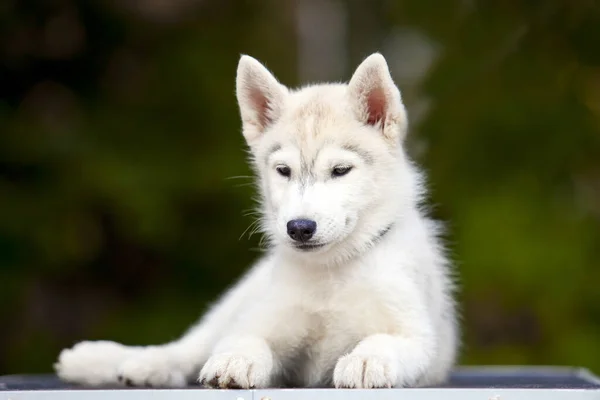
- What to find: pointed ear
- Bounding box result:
[236,55,288,144]
[347,53,408,143]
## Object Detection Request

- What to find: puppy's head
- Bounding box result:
[236,54,418,264]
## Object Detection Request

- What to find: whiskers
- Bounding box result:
[225,175,255,189]
[238,216,262,241]
[226,174,272,252]
[238,208,273,253]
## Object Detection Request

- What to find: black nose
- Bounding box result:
[287,219,317,242]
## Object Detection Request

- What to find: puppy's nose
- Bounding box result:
[287,219,317,242]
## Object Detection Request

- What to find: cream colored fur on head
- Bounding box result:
[236,53,420,267]
[54,53,459,390]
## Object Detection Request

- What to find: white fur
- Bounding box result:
[55,53,459,389]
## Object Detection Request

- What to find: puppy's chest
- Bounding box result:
[281,279,399,387]
[307,281,398,340]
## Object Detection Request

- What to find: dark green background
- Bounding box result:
[1,0,599,376]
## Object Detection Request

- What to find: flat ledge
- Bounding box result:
[1,367,599,400]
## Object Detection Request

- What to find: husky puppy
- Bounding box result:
[55,53,458,389]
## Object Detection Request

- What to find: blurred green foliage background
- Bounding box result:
[0,0,599,376]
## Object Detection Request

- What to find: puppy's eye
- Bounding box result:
[276,165,291,178]
[332,166,352,178]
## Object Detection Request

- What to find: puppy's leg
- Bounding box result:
[333,288,438,389]
[333,332,436,389]
[55,261,270,387]
[199,287,306,389]
[199,335,279,389]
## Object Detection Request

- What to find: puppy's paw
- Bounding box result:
[116,348,187,388]
[333,353,397,389]
[199,353,272,389]
[55,341,136,386]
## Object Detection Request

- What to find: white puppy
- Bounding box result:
[55,53,459,389]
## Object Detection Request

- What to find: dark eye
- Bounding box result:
[276,165,291,178]
[332,166,352,178]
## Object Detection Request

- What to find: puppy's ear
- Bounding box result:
[236,55,288,144]
[348,53,408,143]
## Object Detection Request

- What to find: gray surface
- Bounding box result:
[1,367,599,400]
[1,387,600,400]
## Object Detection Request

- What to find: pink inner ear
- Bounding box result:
[366,87,387,126]
[249,87,271,129]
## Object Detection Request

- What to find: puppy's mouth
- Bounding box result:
[294,242,327,251]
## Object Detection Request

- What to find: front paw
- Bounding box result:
[199,353,272,389]
[116,348,187,388]
[55,341,135,386]
[333,353,397,389]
